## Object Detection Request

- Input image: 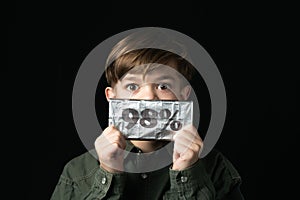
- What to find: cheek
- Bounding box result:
[114,88,130,99]
[157,91,180,100]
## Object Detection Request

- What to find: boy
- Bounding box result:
[51,30,244,199]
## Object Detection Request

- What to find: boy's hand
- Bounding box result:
[172,125,203,171]
[95,126,126,173]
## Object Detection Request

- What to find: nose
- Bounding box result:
[135,83,158,100]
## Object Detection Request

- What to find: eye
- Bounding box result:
[157,83,170,90]
[126,83,139,91]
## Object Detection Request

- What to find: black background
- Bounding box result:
[10,1,299,199]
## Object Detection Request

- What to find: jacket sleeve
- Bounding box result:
[83,167,127,199]
[163,160,216,200]
[162,150,244,200]
[50,165,126,200]
[50,174,82,200]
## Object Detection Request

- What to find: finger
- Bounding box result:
[103,143,124,158]
[106,130,126,148]
[95,127,126,149]
[174,131,197,148]
[173,150,180,161]
[174,140,190,155]
[111,137,126,149]
[95,134,114,149]
[182,125,201,138]
[174,134,190,148]
[170,125,198,140]
[174,135,202,155]
[173,131,195,155]
[179,148,194,160]
[102,126,124,140]
[189,142,202,154]
[175,128,202,146]
[102,133,126,150]
[102,125,119,137]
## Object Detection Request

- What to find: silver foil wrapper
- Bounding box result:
[109,99,193,140]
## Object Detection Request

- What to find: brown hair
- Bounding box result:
[105,48,195,86]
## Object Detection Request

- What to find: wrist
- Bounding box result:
[100,163,124,174]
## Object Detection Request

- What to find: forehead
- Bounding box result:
[120,64,183,81]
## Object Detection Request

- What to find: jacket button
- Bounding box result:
[141,173,148,179]
[101,177,107,184]
[180,176,188,183]
[137,149,142,155]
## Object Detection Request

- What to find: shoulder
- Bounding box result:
[60,150,99,183]
[203,149,241,180]
[202,149,242,197]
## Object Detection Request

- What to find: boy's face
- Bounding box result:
[105,65,191,101]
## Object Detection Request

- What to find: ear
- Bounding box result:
[105,87,116,102]
[180,85,191,100]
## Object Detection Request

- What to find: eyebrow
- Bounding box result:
[154,75,176,82]
[121,75,142,81]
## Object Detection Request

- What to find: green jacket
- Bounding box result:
[51,142,243,200]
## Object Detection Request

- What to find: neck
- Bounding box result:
[130,140,168,153]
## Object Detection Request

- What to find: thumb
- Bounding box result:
[173,150,180,162]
